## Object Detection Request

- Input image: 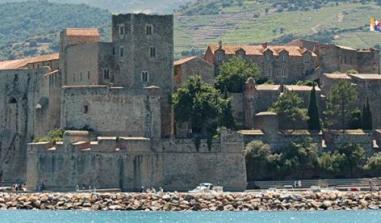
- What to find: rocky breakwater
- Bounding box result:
[0,192,381,211]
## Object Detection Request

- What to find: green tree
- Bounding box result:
[172,76,233,138]
[270,91,308,128]
[307,83,321,130]
[362,98,373,130]
[318,151,347,177]
[324,80,358,130]
[216,57,261,93]
[244,141,272,180]
[281,138,319,178]
[336,143,366,177]
[219,93,236,130]
[364,153,381,177]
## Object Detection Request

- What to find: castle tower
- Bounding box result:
[112,14,174,138]
[59,28,100,86]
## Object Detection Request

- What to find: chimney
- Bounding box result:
[218,40,223,49]
[262,42,268,49]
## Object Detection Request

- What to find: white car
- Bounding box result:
[189,183,223,193]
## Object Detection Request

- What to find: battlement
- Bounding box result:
[28,131,152,154]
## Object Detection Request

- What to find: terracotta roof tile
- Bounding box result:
[174,56,197,66]
[255,84,281,91]
[323,73,351,80]
[208,44,316,57]
[0,53,59,70]
[285,85,321,91]
[349,73,381,80]
[65,28,100,37]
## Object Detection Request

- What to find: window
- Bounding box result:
[281,54,287,63]
[146,25,153,35]
[119,24,125,37]
[120,47,124,57]
[83,105,89,114]
[150,47,156,58]
[265,53,271,62]
[80,72,83,81]
[216,54,223,62]
[303,57,308,64]
[103,68,110,80]
[112,47,115,55]
[141,71,149,83]
[281,67,287,78]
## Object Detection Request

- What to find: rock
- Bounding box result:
[223,204,235,211]
[184,194,194,201]
[322,200,332,209]
[162,194,171,201]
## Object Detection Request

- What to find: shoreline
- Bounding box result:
[0,191,380,211]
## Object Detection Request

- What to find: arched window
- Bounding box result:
[8,97,17,104]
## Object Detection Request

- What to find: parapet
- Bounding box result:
[254,112,279,135]
[63,131,90,145]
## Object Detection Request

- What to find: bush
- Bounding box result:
[364,153,381,177]
[216,57,261,93]
[33,129,64,143]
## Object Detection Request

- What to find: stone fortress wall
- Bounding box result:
[0,11,381,191]
[27,129,246,192]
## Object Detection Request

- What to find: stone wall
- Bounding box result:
[0,67,56,183]
[112,14,174,138]
[65,43,99,86]
[61,85,161,138]
[174,57,215,89]
[26,130,247,192]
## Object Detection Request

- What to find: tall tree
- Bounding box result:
[362,98,373,130]
[324,80,358,130]
[172,76,234,138]
[307,83,321,130]
[216,57,261,93]
[270,91,308,128]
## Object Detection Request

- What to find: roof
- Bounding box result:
[256,111,277,116]
[0,53,59,70]
[285,85,321,92]
[336,45,356,51]
[208,43,317,57]
[280,130,316,136]
[349,73,381,80]
[239,129,265,136]
[287,39,320,51]
[174,56,197,66]
[323,73,351,80]
[65,28,100,37]
[255,84,281,91]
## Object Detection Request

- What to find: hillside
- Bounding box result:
[175,0,381,58]
[1,0,381,60]
[0,0,193,13]
[0,1,111,59]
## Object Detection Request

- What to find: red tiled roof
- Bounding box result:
[65,28,100,37]
[174,56,197,66]
[208,44,317,57]
[0,53,59,70]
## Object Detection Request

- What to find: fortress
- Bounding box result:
[0,13,246,191]
[0,13,381,191]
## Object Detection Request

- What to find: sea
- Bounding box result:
[0,210,379,223]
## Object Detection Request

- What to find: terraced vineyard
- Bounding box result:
[0,0,380,60]
[174,0,381,58]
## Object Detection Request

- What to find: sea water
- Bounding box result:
[0,211,380,223]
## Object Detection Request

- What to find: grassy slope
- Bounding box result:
[175,1,381,58]
[0,0,193,13]
[0,0,380,60]
[0,1,110,59]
